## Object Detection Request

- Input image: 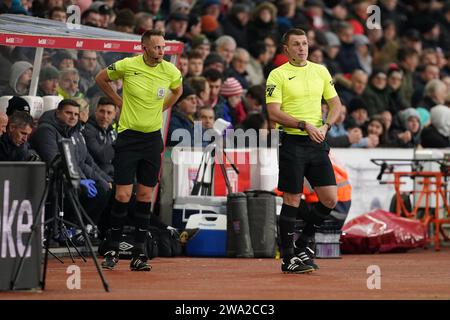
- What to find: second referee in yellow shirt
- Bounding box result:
[266,28,343,274]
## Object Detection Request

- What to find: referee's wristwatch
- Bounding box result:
[297,120,306,131]
[324,122,332,131]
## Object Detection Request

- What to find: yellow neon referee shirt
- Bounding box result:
[266,61,337,135]
[107,55,182,133]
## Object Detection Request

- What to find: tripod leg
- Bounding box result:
[222,148,239,174]
[67,189,109,292]
[72,192,100,230]
[67,239,87,262]
[41,224,53,291]
[218,151,233,195]
[47,249,64,263]
[60,223,87,262]
[11,179,49,290]
[60,226,76,263]
[63,190,102,262]
[191,150,207,196]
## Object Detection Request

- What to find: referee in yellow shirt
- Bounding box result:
[266,28,343,274]
[95,29,182,271]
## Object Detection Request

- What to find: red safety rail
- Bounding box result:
[390,171,450,251]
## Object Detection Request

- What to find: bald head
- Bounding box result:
[425,79,447,104]
[232,48,250,74]
[215,35,237,65]
[351,69,368,95]
[0,112,8,136]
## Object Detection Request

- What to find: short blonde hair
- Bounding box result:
[72,97,89,112]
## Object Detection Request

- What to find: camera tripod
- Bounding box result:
[10,156,109,292]
[191,142,239,196]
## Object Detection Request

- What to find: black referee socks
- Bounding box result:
[313,201,333,223]
[279,204,298,257]
[134,201,152,245]
[110,199,128,242]
[298,201,333,226]
[295,201,334,249]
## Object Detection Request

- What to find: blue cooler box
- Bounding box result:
[172,196,227,230]
[186,213,227,257]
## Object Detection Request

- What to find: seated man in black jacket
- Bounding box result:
[83,97,117,179]
[30,99,112,228]
[0,111,37,161]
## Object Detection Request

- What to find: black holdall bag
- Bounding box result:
[149,226,183,257]
[245,190,277,258]
[98,226,158,260]
[226,192,254,258]
[99,226,183,259]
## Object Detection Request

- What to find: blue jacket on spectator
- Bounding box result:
[167,109,210,148]
[167,108,195,147]
[213,95,233,125]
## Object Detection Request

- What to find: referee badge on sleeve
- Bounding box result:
[266,84,276,97]
[157,88,166,99]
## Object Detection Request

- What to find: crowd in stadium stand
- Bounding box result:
[1,0,450,152]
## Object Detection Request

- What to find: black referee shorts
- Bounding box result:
[113,129,163,187]
[278,134,336,194]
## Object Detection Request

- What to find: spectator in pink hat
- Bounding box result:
[219,77,246,125]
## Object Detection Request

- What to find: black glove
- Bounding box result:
[27,150,41,161]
